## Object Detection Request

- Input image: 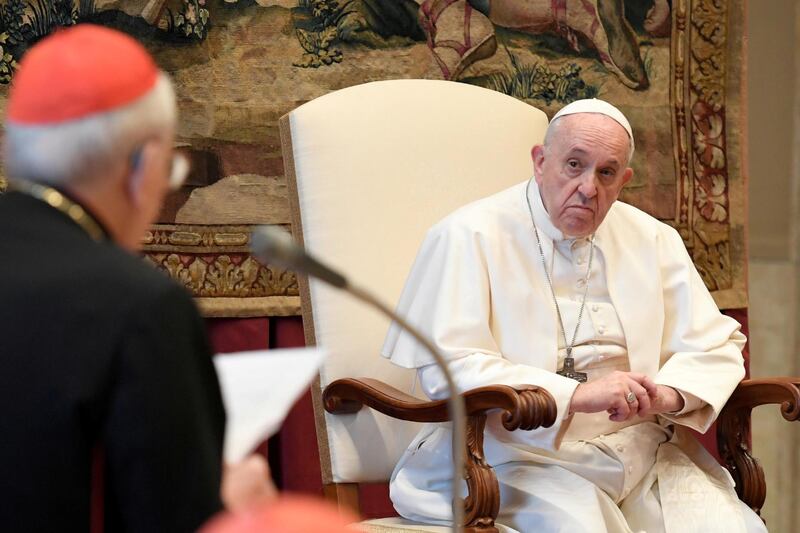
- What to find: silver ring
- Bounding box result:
[626,391,636,403]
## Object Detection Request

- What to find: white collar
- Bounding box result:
[527,176,565,242]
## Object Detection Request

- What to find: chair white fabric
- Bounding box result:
[280,79,548,523]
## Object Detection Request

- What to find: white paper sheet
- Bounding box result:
[213,347,326,463]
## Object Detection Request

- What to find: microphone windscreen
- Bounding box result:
[250,226,348,289]
[250,226,296,268]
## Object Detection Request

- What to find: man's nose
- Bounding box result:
[578,172,598,198]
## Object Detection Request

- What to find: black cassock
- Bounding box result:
[0,191,225,532]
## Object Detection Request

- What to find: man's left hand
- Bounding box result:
[639,385,684,416]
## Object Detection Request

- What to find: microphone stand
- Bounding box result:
[345,283,466,532]
[251,227,466,533]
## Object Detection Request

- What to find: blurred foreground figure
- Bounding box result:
[202,495,359,533]
[0,24,270,532]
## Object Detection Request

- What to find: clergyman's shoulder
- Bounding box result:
[78,242,193,312]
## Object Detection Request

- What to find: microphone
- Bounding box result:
[251,225,467,533]
[250,226,347,289]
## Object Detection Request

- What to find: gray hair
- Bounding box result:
[3,72,176,186]
[543,114,635,165]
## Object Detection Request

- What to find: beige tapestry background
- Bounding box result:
[0,0,746,316]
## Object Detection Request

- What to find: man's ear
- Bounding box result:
[125,140,159,207]
[622,167,633,186]
[531,144,545,184]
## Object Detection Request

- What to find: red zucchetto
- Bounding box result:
[7,24,159,125]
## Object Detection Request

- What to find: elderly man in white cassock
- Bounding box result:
[381,99,766,532]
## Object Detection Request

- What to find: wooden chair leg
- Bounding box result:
[464,413,499,533]
[717,405,766,515]
[716,378,800,520]
[324,482,361,517]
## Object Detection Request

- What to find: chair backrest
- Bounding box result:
[279,79,548,485]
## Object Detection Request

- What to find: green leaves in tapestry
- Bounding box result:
[294,26,341,68]
[0,1,219,84]
[293,0,348,68]
[292,0,423,69]
[0,0,96,84]
[483,49,599,105]
[168,0,210,40]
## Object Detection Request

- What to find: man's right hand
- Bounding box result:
[568,371,657,422]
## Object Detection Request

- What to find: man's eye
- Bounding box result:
[567,160,579,168]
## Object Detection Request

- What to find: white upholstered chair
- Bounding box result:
[277,79,800,531]
[278,80,556,532]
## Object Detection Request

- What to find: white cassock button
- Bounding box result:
[592,304,599,312]
[598,326,606,335]
[628,466,634,474]
[577,257,586,265]
[577,279,585,288]
[616,444,625,453]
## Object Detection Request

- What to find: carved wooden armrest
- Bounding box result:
[323,377,557,533]
[717,377,800,514]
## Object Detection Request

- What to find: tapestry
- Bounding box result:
[0,0,746,315]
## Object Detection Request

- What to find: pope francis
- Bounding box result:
[381,99,766,532]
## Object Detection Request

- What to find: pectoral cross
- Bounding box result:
[557,356,587,382]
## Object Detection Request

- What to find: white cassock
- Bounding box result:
[382,181,766,533]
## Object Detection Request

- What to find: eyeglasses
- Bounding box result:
[168,152,190,190]
[129,148,191,191]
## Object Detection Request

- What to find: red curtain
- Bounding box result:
[205,317,325,495]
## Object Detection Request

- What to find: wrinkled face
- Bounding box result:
[532,114,633,237]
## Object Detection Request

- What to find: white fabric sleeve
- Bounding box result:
[668,389,705,416]
[417,353,580,451]
[654,226,746,432]
[382,214,579,450]
[382,219,501,369]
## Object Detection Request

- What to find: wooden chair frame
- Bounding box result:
[717,378,800,512]
[322,376,800,532]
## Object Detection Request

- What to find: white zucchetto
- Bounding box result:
[551,98,635,153]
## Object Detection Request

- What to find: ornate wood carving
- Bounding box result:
[323,378,557,532]
[324,378,556,427]
[717,378,800,514]
[501,387,560,432]
[717,400,764,514]
[463,413,499,532]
